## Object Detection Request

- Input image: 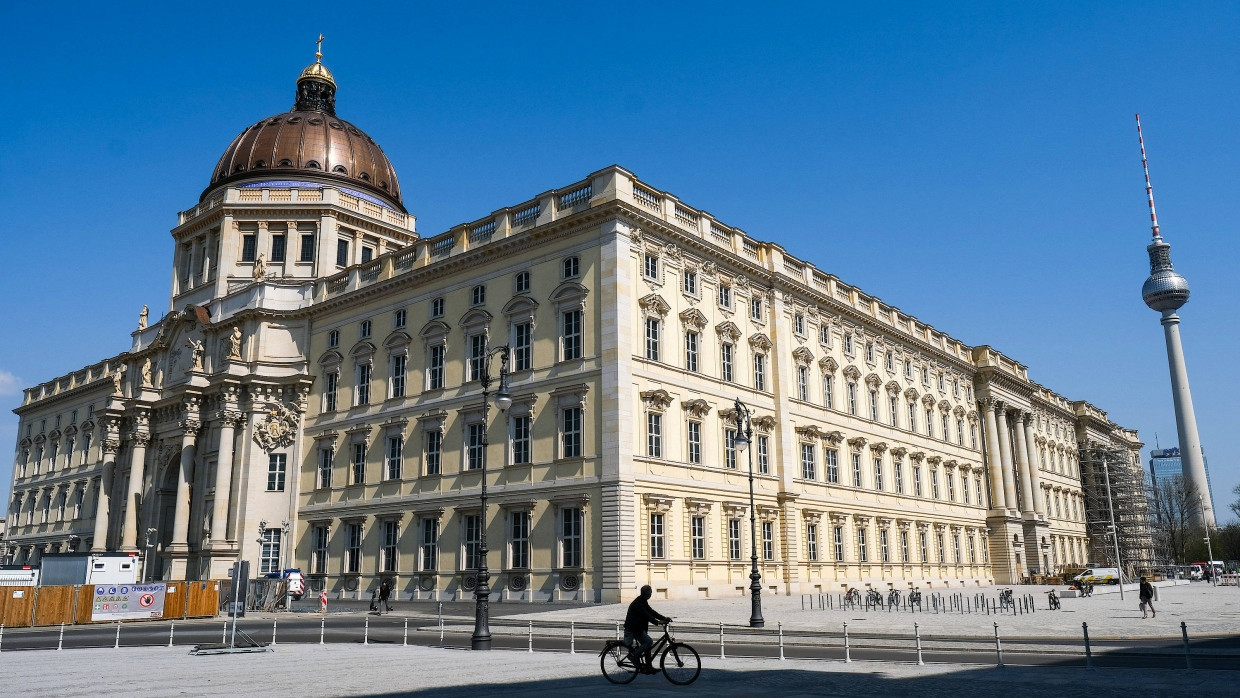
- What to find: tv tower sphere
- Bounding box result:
[1142,237,1191,312]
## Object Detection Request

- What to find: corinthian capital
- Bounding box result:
[131,432,151,448]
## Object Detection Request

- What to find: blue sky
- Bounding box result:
[1,2,1236,520]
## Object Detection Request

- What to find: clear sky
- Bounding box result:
[1,2,1236,520]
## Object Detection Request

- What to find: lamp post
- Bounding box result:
[143,527,158,582]
[281,519,292,610]
[731,398,764,628]
[471,340,512,650]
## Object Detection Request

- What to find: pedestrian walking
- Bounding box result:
[379,578,393,613]
[1139,576,1156,618]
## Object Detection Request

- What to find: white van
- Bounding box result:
[1074,567,1121,585]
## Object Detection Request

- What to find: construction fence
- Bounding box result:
[0,580,220,628]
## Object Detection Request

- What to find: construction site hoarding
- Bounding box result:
[91,582,167,621]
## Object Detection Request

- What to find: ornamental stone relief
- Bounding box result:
[253,401,302,452]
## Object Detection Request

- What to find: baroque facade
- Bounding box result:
[6,56,1152,600]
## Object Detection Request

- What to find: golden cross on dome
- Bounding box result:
[315,33,324,63]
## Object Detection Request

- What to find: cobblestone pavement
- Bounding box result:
[5,644,1235,697]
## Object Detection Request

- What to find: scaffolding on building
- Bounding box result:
[1079,443,1157,580]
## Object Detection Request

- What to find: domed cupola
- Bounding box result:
[201,40,405,211]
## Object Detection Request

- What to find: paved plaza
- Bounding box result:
[3,643,1234,698]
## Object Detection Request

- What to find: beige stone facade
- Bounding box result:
[6,63,1152,601]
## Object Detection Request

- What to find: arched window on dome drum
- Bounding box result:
[306,161,321,169]
[333,165,348,174]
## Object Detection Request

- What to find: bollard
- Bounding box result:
[439,614,445,647]
[169,622,175,648]
[272,618,278,646]
[802,595,806,611]
[320,617,326,645]
[528,621,534,653]
[615,623,621,641]
[364,615,370,645]
[570,622,576,654]
[719,622,725,659]
[1082,622,1093,670]
[0,623,5,653]
[844,622,852,663]
[221,620,227,644]
[993,623,1004,667]
[116,621,123,649]
[404,617,409,647]
[1181,622,1192,670]
[779,622,785,661]
[57,622,64,651]
[915,623,924,665]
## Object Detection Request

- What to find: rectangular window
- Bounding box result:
[643,253,659,279]
[242,234,257,262]
[684,331,699,372]
[852,454,862,487]
[895,460,904,494]
[646,412,662,458]
[826,449,839,483]
[463,515,482,570]
[260,528,281,575]
[751,297,763,321]
[271,234,287,263]
[824,375,834,409]
[336,239,349,266]
[649,513,665,558]
[389,354,406,398]
[329,330,340,348]
[970,424,978,449]
[386,436,403,480]
[317,448,333,489]
[942,415,950,442]
[687,420,702,464]
[931,470,940,499]
[355,363,371,405]
[428,345,445,390]
[421,519,439,570]
[466,423,485,470]
[351,443,366,485]
[820,325,831,346]
[873,458,883,491]
[968,535,977,563]
[797,366,809,401]
[865,342,874,363]
[691,516,705,560]
[956,419,965,446]
[794,313,804,335]
[718,284,731,308]
[801,442,816,480]
[425,430,442,475]
[953,534,962,564]
[886,352,894,371]
[757,435,769,474]
[728,519,741,560]
[946,471,955,501]
[869,390,879,421]
[762,521,774,561]
[360,320,372,339]
[299,233,315,262]
[834,526,845,561]
[469,334,487,382]
[382,521,399,573]
[394,309,407,329]
[312,525,329,575]
[908,403,917,431]
[806,523,818,562]
[962,475,971,504]
[513,322,532,371]
[919,531,929,563]
[561,407,582,458]
[511,415,531,465]
[901,530,910,562]
[857,527,868,562]
[720,344,734,382]
[913,466,923,497]
[724,428,737,470]
[361,246,373,263]
[645,318,660,361]
[925,409,934,436]
[267,453,286,491]
[515,271,531,293]
[844,334,854,355]
[510,512,530,569]
[937,533,946,563]
[346,523,362,574]
[880,529,890,563]
[847,383,857,415]
[431,298,444,318]
[753,354,766,391]
[683,270,697,295]
[561,508,583,567]
[562,256,579,278]
[890,396,899,427]
[561,310,582,361]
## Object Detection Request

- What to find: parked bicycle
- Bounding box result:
[887,589,902,608]
[1047,589,1061,610]
[1078,581,1094,598]
[998,588,1014,609]
[908,589,922,607]
[600,623,701,685]
[866,588,884,608]
[844,587,861,606]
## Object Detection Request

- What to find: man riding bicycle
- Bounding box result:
[625,585,672,673]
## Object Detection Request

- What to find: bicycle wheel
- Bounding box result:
[660,642,701,685]
[600,641,639,684]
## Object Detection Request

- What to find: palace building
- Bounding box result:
[6,55,1153,601]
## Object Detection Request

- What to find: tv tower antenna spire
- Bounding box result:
[1136,114,1161,239]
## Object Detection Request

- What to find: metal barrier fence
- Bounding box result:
[801,590,1039,615]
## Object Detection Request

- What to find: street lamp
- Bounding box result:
[143,527,158,582]
[281,519,292,610]
[731,398,764,628]
[471,340,512,650]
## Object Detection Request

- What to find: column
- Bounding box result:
[169,414,201,552]
[982,400,1007,512]
[210,408,241,547]
[994,405,1019,514]
[1023,415,1046,517]
[119,428,150,550]
[91,439,120,551]
[1012,410,1036,515]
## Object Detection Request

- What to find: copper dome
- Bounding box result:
[202,58,404,211]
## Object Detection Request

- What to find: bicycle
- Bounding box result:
[844,587,861,606]
[866,588,884,608]
[887,589,902,608]
[1078,581,1094,598]
[998,588,1014,609]
[600,623,701,685]
[908,589,922,608]
[1047,589,1061,610]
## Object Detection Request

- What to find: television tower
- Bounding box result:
[1136,114,1215,527]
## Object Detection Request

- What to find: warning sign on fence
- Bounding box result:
[93,582,167,620]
